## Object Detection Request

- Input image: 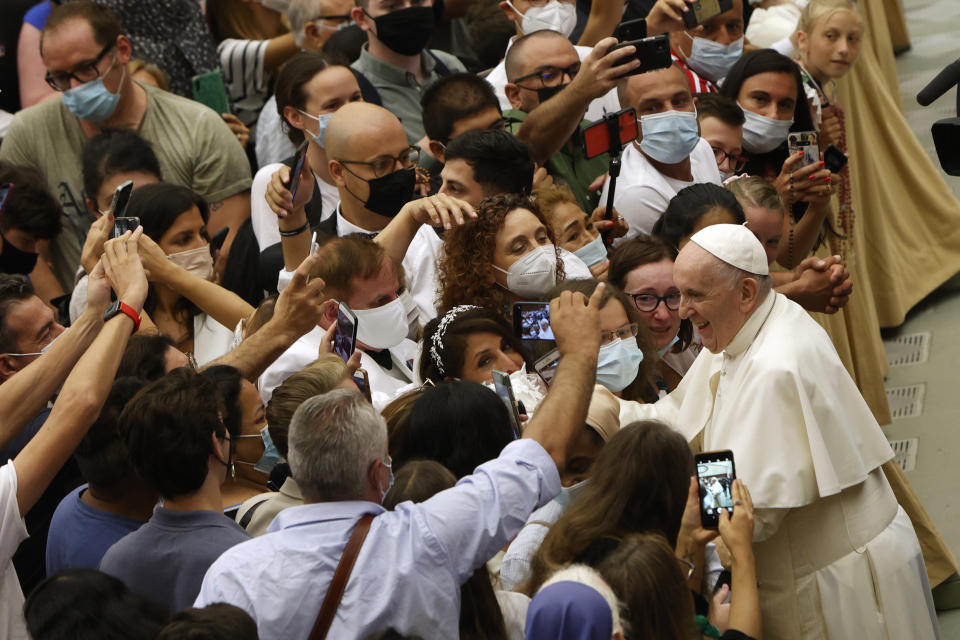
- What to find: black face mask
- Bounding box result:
[0,235,38,275]
[536,83,569,105]
[367,6,436,56]
[363,168,417,218]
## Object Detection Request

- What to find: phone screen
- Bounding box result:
[513,302,553,341]
[583,107,639,159]
[696,450,736,529]
[334,303,358,363]
[534,349,561,386]
[353,369,372,403]
[288,143,309,201]
[112,217,140,239]
[787,131,820,169]
[492,370,522,438]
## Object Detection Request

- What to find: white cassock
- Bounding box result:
[620,291,938,640]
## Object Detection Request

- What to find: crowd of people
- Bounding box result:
[0,0,957,638]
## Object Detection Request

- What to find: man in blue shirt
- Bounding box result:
[197,286,607,638]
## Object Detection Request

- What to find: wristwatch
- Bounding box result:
[103,300,141,333]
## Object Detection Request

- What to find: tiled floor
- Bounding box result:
[889,0,960,635]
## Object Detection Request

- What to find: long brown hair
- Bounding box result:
[524,421,694,595]
[596,533,697,640]
[437,194,565,316]
[608,235,694,353]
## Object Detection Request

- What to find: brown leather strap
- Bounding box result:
[308,513,375,640]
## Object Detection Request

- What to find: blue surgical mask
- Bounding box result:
[254,425,283,474]
[684,35,744,84]
[739,105,794,154]
[381,456,395,503]
[556,478,590,507]
[639,110,701,165]
[297,109,333,147]
[62,59,124,123]
[596,337,644,392]
[657,334,680,358]
[572,233,608,268]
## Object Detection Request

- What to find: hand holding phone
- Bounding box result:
[787,131,820,170]
[112,217,140,239]
[682,0,734,29]
[333,302,358,363]
[287,142,310,202]
[609,34,672,78]
[695,450,736,529]
[108,180,134,219]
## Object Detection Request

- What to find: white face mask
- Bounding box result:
[507,0,577,37]
[167,245,214,281]
[684,35,744,83]
[738,104,794,154]
[399,289,420,339]
[354,297,409,350]
[494,244,558,298]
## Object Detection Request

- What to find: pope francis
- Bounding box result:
[620,224,938,639]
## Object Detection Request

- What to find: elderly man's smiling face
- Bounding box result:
[673,242,754,353]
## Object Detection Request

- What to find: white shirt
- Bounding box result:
[254,95,298,167]
[600,138,722,239]
[195,439,561,640]
[193,312,236,367]
[486,38,621,124]
[0,462,30,640]
[250,163,339,252]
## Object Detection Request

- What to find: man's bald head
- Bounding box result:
[325,102,406,160]
[505,29,575,81]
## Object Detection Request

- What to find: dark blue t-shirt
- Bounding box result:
[45,484,145,576]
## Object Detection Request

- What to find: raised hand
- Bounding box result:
[102,228,149,310]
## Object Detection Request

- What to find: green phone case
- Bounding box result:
[191,69,231,115]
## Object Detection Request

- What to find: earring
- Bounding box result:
[229,462,237,480]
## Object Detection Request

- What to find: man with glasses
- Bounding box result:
[0,2,252,296]
[599,64,721,239]
[350,0,466,144]
[695,93,746,181]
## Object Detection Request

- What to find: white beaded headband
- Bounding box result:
[429,305,479,377]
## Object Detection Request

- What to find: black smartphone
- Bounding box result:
[823,144,848,173]
[682,0,734,29]
[191,69,231,115]
[610,34,672,78]
[287,142,309,202]
[209,226,229,253]
[109,179,134,218]
[512,302,554,342]
[695,450,736,529]
[353,368,372,403]
[492,369,522,438]
[613,17,647,42]
[583,107,639,160]
[334,302,358,363]
[534,348,561,386]
[112,216,140,239]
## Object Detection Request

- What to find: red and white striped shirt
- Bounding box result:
[671,51,718,94]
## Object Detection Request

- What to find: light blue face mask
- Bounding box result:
[573,233,608,268]
[298,109,333,147]
[596,337,644,392]
[657,334,681,358]
[555,478,590,507]
[639,110,701,165]
[253,425,283,474]
[685,35,744,84]
[62,59,123,123]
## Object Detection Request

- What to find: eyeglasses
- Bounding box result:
[338,145,420,178]
[514,62,581,89]
[600,322,639,345]
[711,146,747,173]
[45,42,115,91]
[630,292,681,313]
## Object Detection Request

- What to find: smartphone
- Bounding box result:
[823,144,848,173]
[191,69,231,115]
[787,131,820,169]
[682,0,734,29]
[108,179,134,219]
[610,34,672,78]
[112,216,140,239]
[492,369,522,438]
[334,302,358,363]
[534,348,561,386]
[286,142,310,202]
[584,107,639,160]
[353,368,372,403]
[512,302,554,342]
[209,226,229,253]
[613,17,647,42]
[696,450,736,529]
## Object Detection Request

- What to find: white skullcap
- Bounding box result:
[689,224,769,276]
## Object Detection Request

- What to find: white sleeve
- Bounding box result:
[0,462,29,565]
[250,163,285,252]
[614,185,671,238]
[218,39,269,109]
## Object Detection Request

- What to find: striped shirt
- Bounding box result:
[217,38,271,127]
[672,51,718,94]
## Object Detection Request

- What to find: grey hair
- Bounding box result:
[712,259,773,301]
[288,388,387,502]
[287,0,331,48]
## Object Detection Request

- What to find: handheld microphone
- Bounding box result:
[917,59,960,107]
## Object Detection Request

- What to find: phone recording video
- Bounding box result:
[112,217,140,239]
[696,450,736,529]
[333,302,358,363]
[534,349,561,386]
[609,34,672,78]
[513,302,553,341]
[353,369,372,403]
[492,370,522,438]
[788,131,820,169]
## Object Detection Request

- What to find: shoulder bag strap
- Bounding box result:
[308,513,376,640]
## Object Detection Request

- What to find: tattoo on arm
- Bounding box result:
[210,201,224,212]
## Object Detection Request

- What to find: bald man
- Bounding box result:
[598,64,720,238]
[277,102,443,326]
[620,224,937,639]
